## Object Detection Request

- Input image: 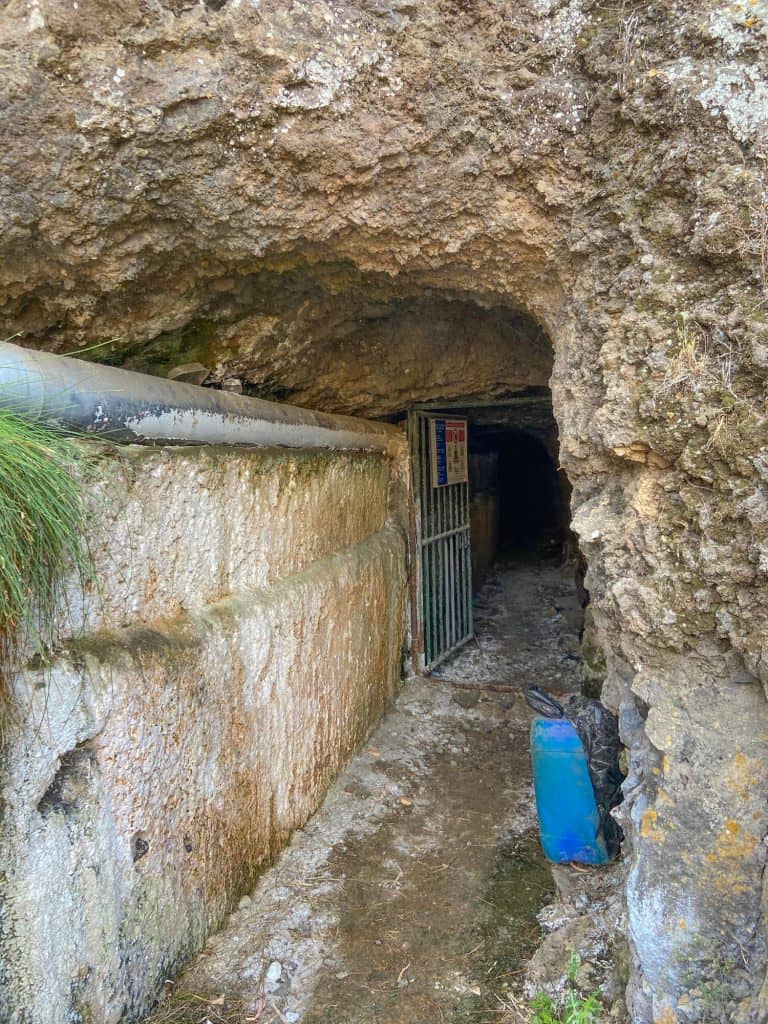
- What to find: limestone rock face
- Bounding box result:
[1,0,768,1020]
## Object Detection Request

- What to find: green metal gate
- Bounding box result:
[408,410,474,672]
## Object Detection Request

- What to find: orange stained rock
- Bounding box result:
[640,807,666,843]
[656,1005,678,1024]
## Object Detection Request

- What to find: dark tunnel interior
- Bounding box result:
[467,418,574,589]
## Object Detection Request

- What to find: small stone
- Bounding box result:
[238,895,253,910]
[561,635,581,656]
[167,362,211,386]
[452,689,480,709]
[284,1014,300,1023]
[131,833,149,862]
[266,961,282,984]
[335,970,349,980]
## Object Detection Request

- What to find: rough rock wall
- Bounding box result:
[0,444,408,1024]
[1,0,768,1020]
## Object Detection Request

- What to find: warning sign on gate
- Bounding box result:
[429,417,468,487]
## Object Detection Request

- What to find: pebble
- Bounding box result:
[238,895,253,910]
[266,961,282,984]
[285,1013,300,1023]
[452,689,480,709]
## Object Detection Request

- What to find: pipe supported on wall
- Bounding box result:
[0,341,399,452]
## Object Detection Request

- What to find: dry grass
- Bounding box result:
[142,986,258,1024]
[704,409,737,452]
[616,12,640,96]
[496,989,535,1023]
[738,167,768,293]
[654,314,735,400]
[651,312,768,454]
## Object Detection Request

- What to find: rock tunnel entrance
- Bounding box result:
[405,389,586,691]
[124,284,602,1023]
[3,0,768,1013]
[137,357,599,1024]
[1,262,618,1024]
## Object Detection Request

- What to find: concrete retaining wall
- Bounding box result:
[0,443,408,1024]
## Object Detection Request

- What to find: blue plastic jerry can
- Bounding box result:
[530,716,611,865]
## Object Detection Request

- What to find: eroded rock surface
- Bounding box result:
[2,0,768,1020]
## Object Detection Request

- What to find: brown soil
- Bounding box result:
[302,712,553,1024]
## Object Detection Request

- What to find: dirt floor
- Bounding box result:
[145,557,584,1024]
[432,554,584,692]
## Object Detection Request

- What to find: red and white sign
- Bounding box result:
[430,417,468,486]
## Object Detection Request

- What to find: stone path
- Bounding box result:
[145,559,583,1024]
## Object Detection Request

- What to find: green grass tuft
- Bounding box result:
[0,408,93,726]
[528,954,603,1024]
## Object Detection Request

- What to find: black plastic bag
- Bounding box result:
[525,686,565,719]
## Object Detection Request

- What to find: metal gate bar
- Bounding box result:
[408,411,473,672]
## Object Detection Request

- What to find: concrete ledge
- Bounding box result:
[61,444,395,636]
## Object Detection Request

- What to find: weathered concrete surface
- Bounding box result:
[1,0,768,1019]
[0,445,408,1024]
[61,444,395,632]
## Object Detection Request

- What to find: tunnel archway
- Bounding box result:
[124,274,584,688]
[96,269,557,421]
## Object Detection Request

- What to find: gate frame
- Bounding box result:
[407,409,474,674]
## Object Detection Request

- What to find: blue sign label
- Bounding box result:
[433,418,448,486]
